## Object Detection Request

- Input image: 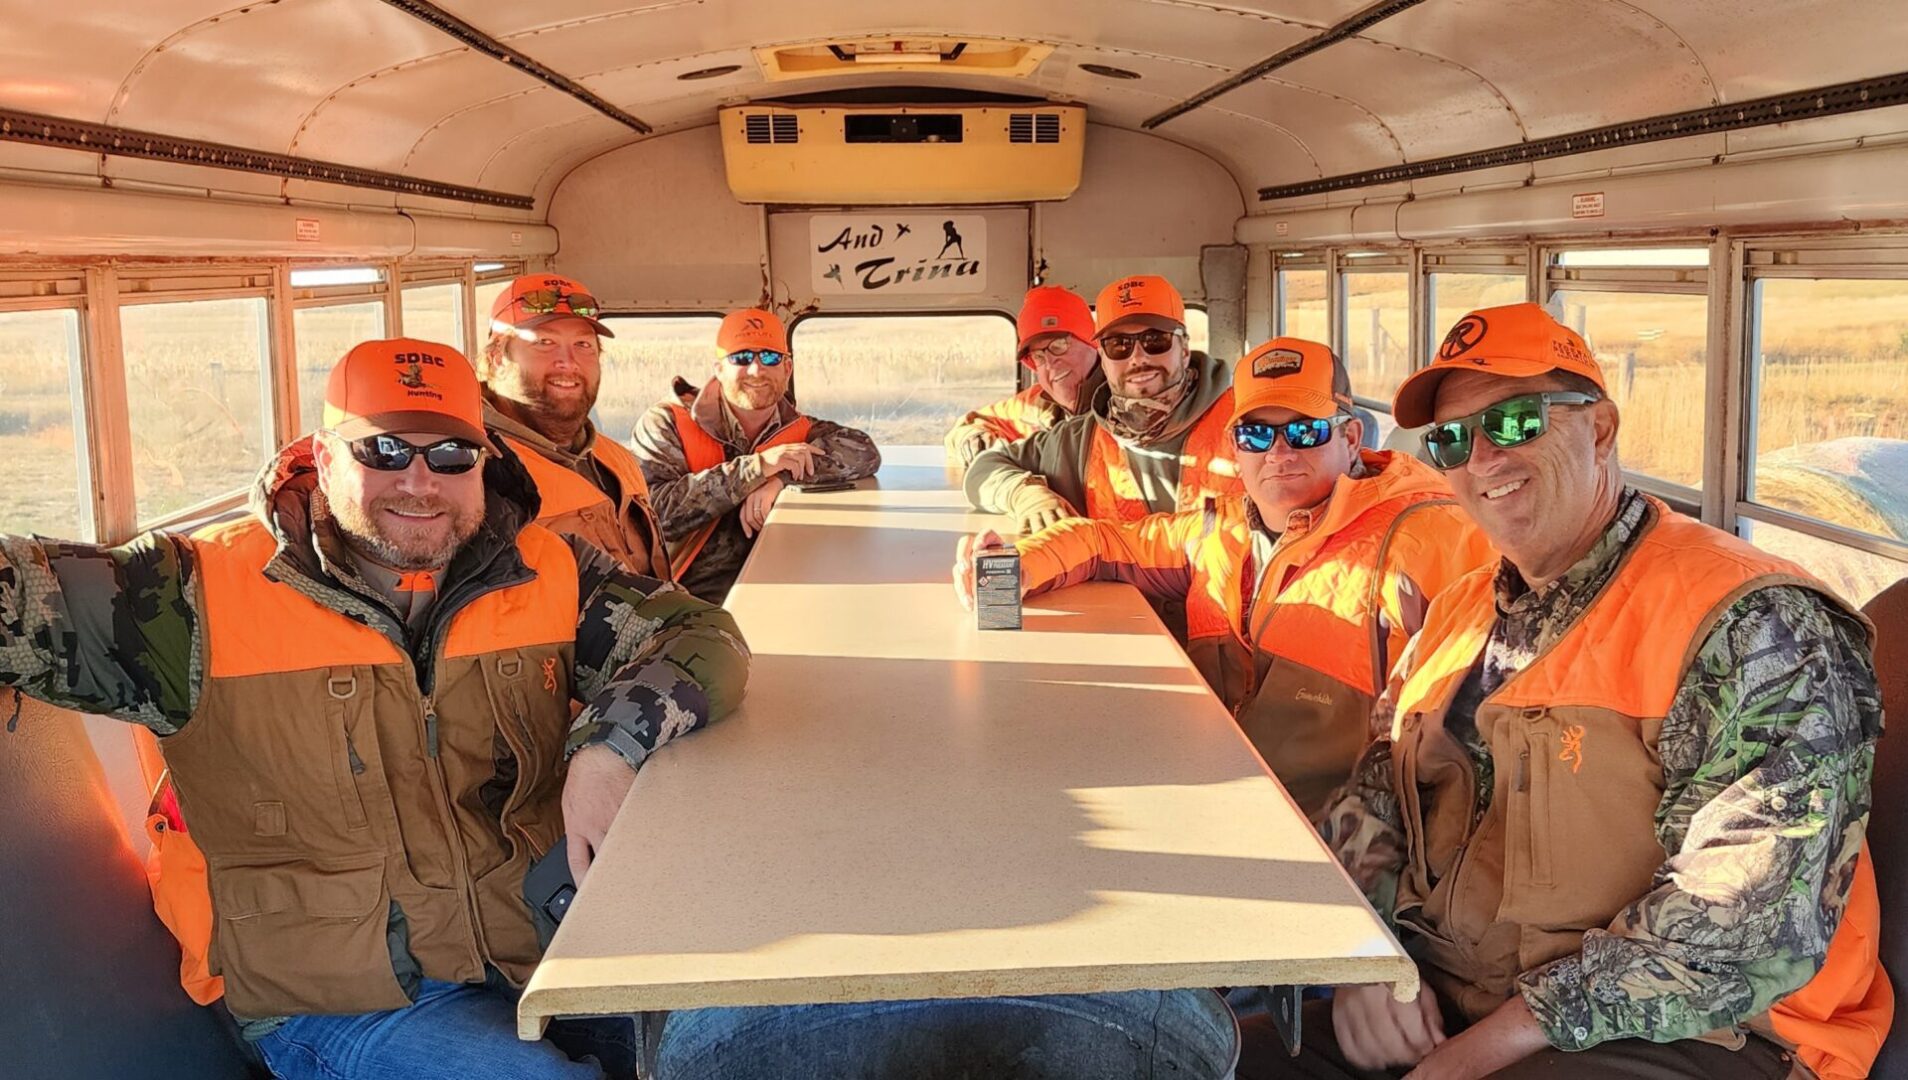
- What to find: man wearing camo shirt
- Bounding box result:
[1238,303,1890,1079]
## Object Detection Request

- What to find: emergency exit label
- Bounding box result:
[294,218,321,242]
[1571,192,1606,219]
[809,213,988,295]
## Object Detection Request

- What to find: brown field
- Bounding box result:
[1,282,1902,599]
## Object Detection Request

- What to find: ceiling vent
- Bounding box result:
[756,37,1053,82]
[1008,113,1061,144]
[720,104,1085,204]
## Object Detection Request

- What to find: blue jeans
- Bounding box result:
[655,989,1240,1080]
[254,977,644,1080]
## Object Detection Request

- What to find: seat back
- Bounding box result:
[1865,577,1908,1079]
[0,696,254,1080]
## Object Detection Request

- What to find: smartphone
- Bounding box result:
[790,478,858,494]
[522,837,576,949]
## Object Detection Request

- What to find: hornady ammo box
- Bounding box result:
[975,546,1022,631]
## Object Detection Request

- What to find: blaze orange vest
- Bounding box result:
[505,434,672,581]
[1181,454,1489,814]
[954,386,1062,449]
[1084,389,1240,522]
[1390,497,1889,1074]
[142,518,579,1017]
[667,404,814,575]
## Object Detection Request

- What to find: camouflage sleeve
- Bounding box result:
[803,418,881,484]
[0,532,201,733]
[944,407,1009,465]
[562,537,752,769]
[629,402,766,543]
[1315,692,1409,925]
[1517,586,1881,1050]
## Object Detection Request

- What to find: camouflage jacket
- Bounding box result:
[629,382,880,601]
[1318,488,1882,1051]
[0,435,751,773]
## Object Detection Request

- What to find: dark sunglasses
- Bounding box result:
[512,288,601,319]
[1099,328,1182,361]
[1421,391,1599,470]
[1232,415,1351,453]
[345,433,485,475]
[724,349,788,367]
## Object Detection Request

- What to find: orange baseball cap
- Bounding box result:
[717,308,790,355]
[322,338,491,448]
[1393,302,1606,427]
[1016,286,1095,361]
[1230,338,1354,424]
[1093,275,1186,337]
[488,273,615,338]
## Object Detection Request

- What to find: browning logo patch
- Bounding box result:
[1252,348,1306,378]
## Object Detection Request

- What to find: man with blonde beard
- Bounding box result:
[632,307,880,600]
[479,272,672,579]
[0,339,752,1077]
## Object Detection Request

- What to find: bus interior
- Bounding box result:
[3,1,1907,1077]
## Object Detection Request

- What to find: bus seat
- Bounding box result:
[0,695,256,1080]
[1864,577,1908,1079]
[1381,420,1428,463]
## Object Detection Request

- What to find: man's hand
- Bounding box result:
[740,476,786,537]
[952,529,1009,611]
[1005,481,1077,535]
[954,432,995,466]
[1334,981,1447,1071]
[562,743,638,885]
[1403,992,1550,1080]
[758,443,818,481]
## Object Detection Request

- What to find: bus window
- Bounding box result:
[791,314,1016,446]
[1341,269,1409,405]
[293,301,386,434]
[1278,269,1327,343]
[596,315,723,444]
[1428,273,1526,348]
[1184,308,1209,356]
[1741,518,1904,608]
[402,283,465,355]
[1549,290,1708,491]
[0,308,87,537]
[121,297,271,523]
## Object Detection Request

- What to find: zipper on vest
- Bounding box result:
[423,696,440,758]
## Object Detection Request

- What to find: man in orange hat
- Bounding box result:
[1239,304,1888,1079]
[0,338,750,1075]
[479,272,672,580]
[963,274,1241,536]
[631,307,880,600]
[943,285,1105,465]
[953,338,1491,814]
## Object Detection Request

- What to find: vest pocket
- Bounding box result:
[1509,727,1555,889]
[325,669,370,832]
[208,854,409,1017]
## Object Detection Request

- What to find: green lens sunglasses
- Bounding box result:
[1421,391,1599,470]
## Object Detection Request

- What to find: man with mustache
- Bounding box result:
[631,307,880,601]
[963,275,1241,536]
[0,339,751,1077]
[479,273,672,580]
[1240,305,1889,1080]
[953,339,1491,814]
[944,285,1105,465]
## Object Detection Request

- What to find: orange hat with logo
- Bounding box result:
[1230,338,1355,425]
[489,273,615,338]
[717,308,790,355]
[1093,275,1186,337]
[1016,286,1095,360]
[322,338,491,448]
[1393,302,1605,427]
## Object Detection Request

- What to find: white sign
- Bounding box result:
[1274,221,1290,237]
[294,218,321,242]
[809,214,988,295]
[510,230,524,247]
[1571,192,1606,219]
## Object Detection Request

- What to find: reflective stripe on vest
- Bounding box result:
[666,404,814,576]
[1389,497,1887,1071]
[144,518,579,1016]
[1084,389,1240,522]
[505,434,671,581]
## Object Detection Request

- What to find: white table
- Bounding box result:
[518,446,1414,1038]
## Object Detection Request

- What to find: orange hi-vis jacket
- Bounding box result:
[1083,388,1241,522]
[1388,496,1890,1077]
[142,518,579,1018]
[666,403,812,577]
[502,433,673,582]
[1020,450,1492,814]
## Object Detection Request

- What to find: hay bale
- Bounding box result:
[1754,437,1908,541]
